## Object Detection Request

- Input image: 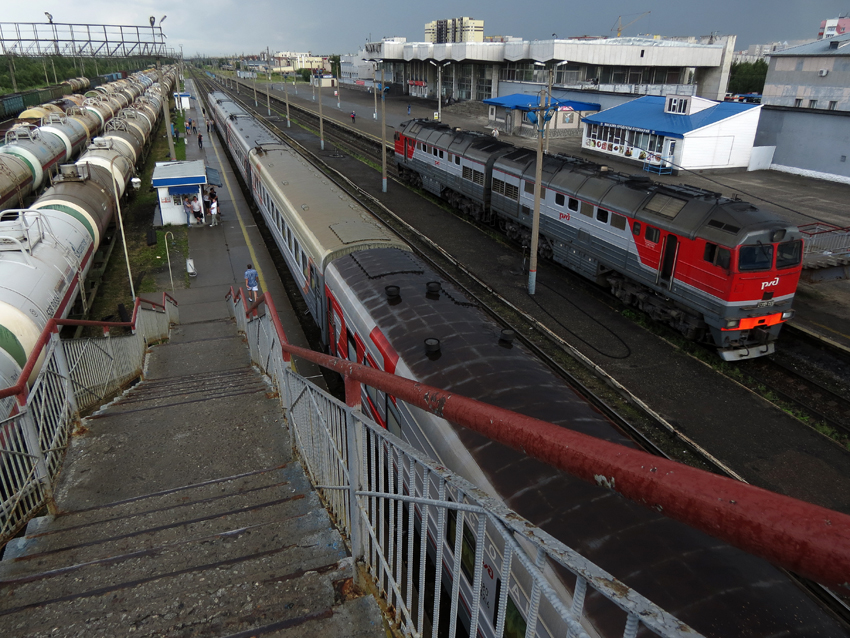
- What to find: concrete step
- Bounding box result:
[0,526,364,637]
[1,471,317,577]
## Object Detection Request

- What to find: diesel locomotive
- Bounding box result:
[394,119,803,361]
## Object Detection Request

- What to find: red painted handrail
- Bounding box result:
[0,293,177,402]
[230,290,850,592]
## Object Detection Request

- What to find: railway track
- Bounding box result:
[197,71,850,625]
[198,74,739,473]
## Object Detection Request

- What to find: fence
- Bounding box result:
[799,222,850,256]
[0,294,178,545]
[226,287,698,638]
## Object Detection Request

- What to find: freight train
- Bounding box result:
[393,119,803,361]
[0,67,177,398]
[207,88,845,638]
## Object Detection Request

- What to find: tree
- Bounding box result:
[328,54,341,79]
[728,60,768,95]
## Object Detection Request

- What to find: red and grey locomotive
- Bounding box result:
[394,119,802,360]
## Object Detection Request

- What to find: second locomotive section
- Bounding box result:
[394,120,803,361]
[207,89,844,638]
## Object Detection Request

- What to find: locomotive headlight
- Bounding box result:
[725,319,740,329]
[781,311,794,320]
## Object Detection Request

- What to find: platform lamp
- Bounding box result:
[525,87,557,296]
[428,60,451,122]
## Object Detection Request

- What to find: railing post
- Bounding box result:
[346,411,365,561]
[17,398,58,515]
[50,329,80,422]
[344,374,361,409]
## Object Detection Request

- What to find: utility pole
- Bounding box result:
[318,72,324,151]
[266,46,271,116]
[157,59,178,161]
[528,88,550,296]
[380,62,387,193]
[283,72,291,127]
[372,67,378,119]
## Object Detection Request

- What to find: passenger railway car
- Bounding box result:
[394,120,803,361]
[207,89,846,638]
[0,67,177,395]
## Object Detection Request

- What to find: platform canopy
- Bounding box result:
[483,93,600,112]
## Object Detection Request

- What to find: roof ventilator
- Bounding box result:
[426,281,441,299]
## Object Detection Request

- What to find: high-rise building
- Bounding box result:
[819,15,850,39]
[425,17,484,43]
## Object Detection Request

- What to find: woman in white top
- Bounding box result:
[209,198,219,226]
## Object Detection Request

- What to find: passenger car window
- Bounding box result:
[568,198,579,212]
[555,193,565,206]
[596,208,609,224]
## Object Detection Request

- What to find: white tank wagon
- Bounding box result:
[38,114,90,162]
[0,155,34,211]
[0,125,66,191]
[0,204,98,387]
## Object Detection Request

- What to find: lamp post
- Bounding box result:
[336,58,341,110]
[428,60,451,122]
[372,66,378,119]
[535,60,569,154]
[109,153,136,300]
[266,46,272,116]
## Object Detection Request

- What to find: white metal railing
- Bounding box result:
[226,289,699,638]
[799,222,850,256]
[0,294,178,545]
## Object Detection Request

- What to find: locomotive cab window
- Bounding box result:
[739,244,773,272]
[454,155,461,165]
[555,193,565,206]
[596,208,609,224]
[645,226,660,243]
[704,242,731,270]
[568,197,579,212]
[776,239,802,269]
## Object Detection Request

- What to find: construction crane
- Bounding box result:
[611,11,651,37]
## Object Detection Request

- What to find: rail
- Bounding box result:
[226,286,850,637]
[0,293,178,545]
[799,222,850,256]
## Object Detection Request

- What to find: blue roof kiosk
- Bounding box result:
[483,93,600,139]
[152,160,222,226]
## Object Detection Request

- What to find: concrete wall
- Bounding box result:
[762,55,850,109]
[755,106,850,182]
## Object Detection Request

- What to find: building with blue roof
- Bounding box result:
[482,93,600,138]
[581,95,762,174]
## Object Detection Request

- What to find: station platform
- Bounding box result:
[231,74,850,353]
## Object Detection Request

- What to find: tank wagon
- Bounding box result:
[208,90,846,637]
[0,66,177,393]
[394,120,803,361]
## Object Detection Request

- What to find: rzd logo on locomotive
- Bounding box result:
[761,277,779,290]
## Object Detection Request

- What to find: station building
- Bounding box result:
[347,34,735,105]
[581,95,762,174]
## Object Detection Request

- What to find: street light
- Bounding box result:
[108,152,136,300]
[428,60,451,122]
[534,60,569,153]
[317,70,324,151]
[363,57,388,191]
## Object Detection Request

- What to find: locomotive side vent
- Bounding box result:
[424,338,442,360]
[499,329,516,348]
[385,285,402,306]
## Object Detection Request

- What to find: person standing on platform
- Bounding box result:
[184,120,190,136]
[206,120,211,133]
[209,196,219,226]
[202,188,210,217]
[407,104,411,115]
[351,111,356,124]
[192,120,198,134]
[245,264,259,303]
[198,133,203,149]
[183,197,193,228]
[209,187,219,220]
[191,196,203,224]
